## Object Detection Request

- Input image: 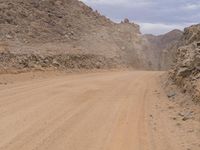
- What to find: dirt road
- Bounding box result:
[0,71,195,150]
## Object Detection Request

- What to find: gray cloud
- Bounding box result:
[80,0,200,35]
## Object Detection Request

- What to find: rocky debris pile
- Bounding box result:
[170,24,200,102]
[0,51,118,73]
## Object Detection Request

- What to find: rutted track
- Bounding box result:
[0,71,188,150]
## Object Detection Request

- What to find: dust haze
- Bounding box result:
[0,0,199,150]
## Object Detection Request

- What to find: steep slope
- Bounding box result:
[0,0,155,72]
[144,30,183,70]
[170,24,200,102]
[0,0,112,42]
[0,0,181,72]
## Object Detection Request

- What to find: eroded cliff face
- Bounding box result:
[170,24,200,102]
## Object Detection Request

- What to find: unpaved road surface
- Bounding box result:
[0,71,197,150]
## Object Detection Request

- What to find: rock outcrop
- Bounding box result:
[170,24,200,102]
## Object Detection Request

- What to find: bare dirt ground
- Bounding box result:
[0,71,199,150]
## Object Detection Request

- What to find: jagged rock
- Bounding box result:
[52,59,60,67]
[194,54,200,70]
[167,91,176,98]
[5,34,13,39]
[170,24,200,102]
[177,67,192,77]
[178,111,193,121]
[124,18,130,23]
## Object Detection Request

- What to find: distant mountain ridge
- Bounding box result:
[144,29,183,70]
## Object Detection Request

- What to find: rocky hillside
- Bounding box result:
[0,0,113,43]
[144,30,183,70]
[170,24,200,102]
[0,0,181,72]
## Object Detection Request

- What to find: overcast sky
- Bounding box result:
[80,0,199,35]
